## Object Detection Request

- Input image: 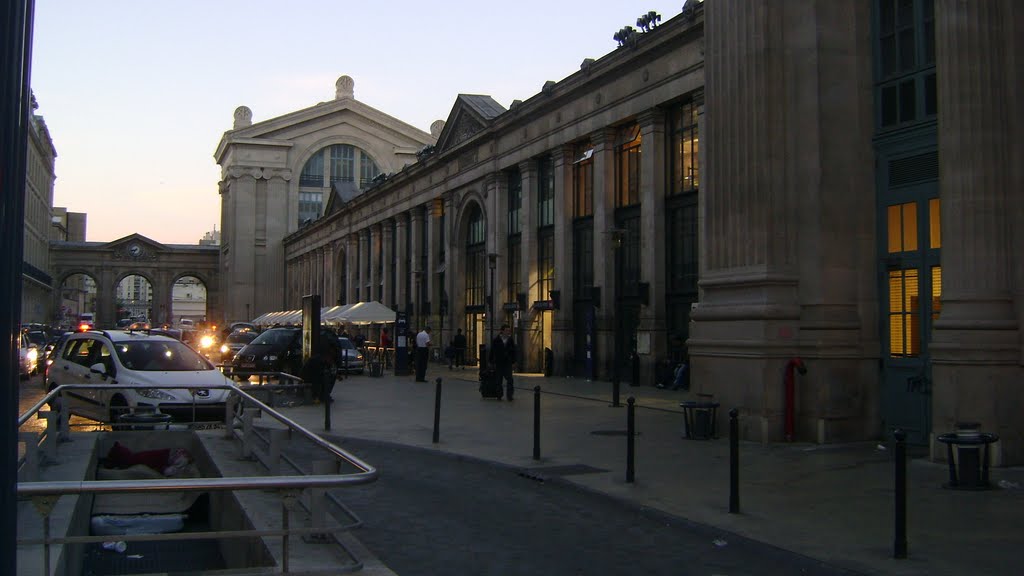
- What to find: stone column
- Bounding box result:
[369,224,380,302]
[323,243,334,306]
[488,173,506,316]
[382,220,394,308]
[691,0,876,443]
[427,198,443,328]
[637,109,667,384]
[551,145,575,375]
[930,0,1022,464]
[518,160,539,372]
[345,234,358,305]
[395,215,408,311]
[410,207,424,328]
[591,128,616,380]
[359,228,370,302]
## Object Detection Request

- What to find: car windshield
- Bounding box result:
[337,338,356,350]
[114,339,214,371]
[249,329,297,347]
[227,332,258,344]
[25,331,47,346]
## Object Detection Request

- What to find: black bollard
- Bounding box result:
[893,428,907,559]
[324,388,331,431]
[729,408,739,513]
[626,397,636,483]
[611,377,621,408]
[533,386,541,461]
[432,377,443,444]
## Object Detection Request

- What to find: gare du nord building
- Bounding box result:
[216,2,1024,464]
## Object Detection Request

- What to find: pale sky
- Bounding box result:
[30,1,685,245]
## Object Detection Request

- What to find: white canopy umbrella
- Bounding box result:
[337,301,397,325]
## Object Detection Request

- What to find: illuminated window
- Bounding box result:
[616,124,641,207]
[931,265,942,320]
[573,142,593,218]
[888,268,920,357]
[887,202,918,253]
[929,198,940,248]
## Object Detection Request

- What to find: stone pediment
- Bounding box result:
[216,91,435,164]
[106,234,167,261]
[434,94,507,154]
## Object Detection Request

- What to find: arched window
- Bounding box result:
[297,144,382,225]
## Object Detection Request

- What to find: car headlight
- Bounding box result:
[27,349,37,361]
[136,388,177,400]
[220,344,229,354]
[356,354,363,362]
[200,335,214,349]
[264,354,278,362]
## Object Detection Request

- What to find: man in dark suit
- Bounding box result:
[489,324,517,400]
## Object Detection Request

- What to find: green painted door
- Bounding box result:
[880,184,941,445]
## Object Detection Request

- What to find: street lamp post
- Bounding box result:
[488,253,498,344]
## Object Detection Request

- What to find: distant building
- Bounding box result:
[199,227,220,246]
[22,93,57,325]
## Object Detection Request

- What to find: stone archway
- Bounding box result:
[50,234,220,328]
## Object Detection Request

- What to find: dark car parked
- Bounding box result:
[230,327,341,381]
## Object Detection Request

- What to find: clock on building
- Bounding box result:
[128,243,142,258]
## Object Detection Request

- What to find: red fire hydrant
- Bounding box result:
[784,357,807,442]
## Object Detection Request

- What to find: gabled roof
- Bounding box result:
[433,94,507,154]
[106,233,167,251]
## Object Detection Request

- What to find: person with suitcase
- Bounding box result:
[490,324,517,401]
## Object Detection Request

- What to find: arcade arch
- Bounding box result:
[49,235,220,328]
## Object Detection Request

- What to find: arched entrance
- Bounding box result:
[50,234,220,328]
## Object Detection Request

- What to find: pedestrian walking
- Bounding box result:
[415,326,432,382]
[490,324,517,400]
[452,328,467,369]
[300,344,336,404]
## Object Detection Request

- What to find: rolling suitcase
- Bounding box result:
[479,368,503,399]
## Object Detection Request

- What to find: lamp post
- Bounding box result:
[488,253,498,344]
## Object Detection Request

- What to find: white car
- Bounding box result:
[47,330,233,424]
[19,332,38,379]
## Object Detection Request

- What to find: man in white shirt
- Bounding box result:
[415,326,432,382]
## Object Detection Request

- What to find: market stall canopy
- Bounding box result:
[336,301,396,325]
[321,303,358,323]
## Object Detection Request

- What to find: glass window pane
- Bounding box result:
[899,79,916,122]
[901,202,918,251]
[880,0,895,34]
[899,28,916,71]
[929,198,940,248]
[931,266,942,320]
[924,74,937,116]
[882,85,898,126]
[889,270,904,313]
[881,35,897,78]
[897,0,913,27]
[887,205,902,253]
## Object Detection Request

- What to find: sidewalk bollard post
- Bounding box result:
[729,408,739,514]
[611,377,621,407]
[626,397,636,483]
[433,377,443,444]
[324,389,331,431]
[533,386,541,460]
[894,428,907,559]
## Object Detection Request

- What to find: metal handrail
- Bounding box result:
[18,382,377,495]
[17,381,377,574]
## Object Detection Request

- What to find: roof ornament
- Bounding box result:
[335,75,355,100]
[233,106,252,129]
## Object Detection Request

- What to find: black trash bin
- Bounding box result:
[936,423,1000,490]
[680,397,720,440]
